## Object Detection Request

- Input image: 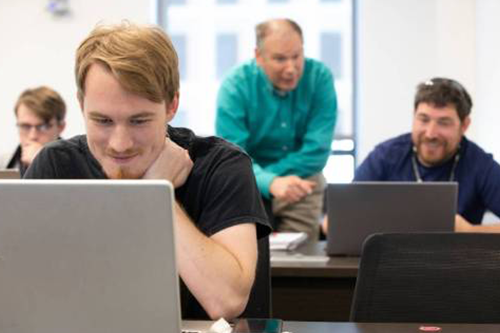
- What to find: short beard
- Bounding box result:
[108,167,143,180]
[415,141,455,167]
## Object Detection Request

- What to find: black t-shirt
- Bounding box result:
[25,126,271,319]
[6,145,28,177]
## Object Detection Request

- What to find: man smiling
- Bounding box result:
[354,77,500,232]
[25,22,270,320]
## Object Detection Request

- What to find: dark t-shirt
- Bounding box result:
[25,126,271,319]
[6,145,27,176]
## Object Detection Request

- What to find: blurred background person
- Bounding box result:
[0,86,66,176]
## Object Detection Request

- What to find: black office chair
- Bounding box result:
[240,235,272,318]
[350,232,500,323]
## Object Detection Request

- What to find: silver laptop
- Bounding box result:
[0,169,20,179]
[326,182,457,256]
[0,180,181,333]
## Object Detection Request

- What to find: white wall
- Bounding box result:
[357,0,478,162]
[475,0,500,161]
[0,0,152,155]
[1,0,499,167]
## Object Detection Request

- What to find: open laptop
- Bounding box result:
[0,180,181,333]
[0,169,20,179]
[326,182,457,256]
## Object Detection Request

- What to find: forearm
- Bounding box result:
[455,214,500,233]
[174,202,257,319]
[459,223,500,233]
[253,163,277,198]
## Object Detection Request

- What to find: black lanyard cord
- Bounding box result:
[411,146,460,182]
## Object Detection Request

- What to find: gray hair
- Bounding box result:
[255,18,303,50]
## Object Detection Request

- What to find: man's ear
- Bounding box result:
[166,92,179,123]
[56,120,66,135]
[461,116,471,134]
[255,47,264,67]
[77,91,84,112]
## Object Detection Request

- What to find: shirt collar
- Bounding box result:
[256,62,291,99]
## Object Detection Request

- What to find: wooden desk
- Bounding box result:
[284,321,500,332]
[271,241,359,321]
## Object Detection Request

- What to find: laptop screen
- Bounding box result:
[0,180,181,333]
[326,182,457,256]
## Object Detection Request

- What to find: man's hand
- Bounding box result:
[321,215,329,235]
[143,137,193,188]
[455,214,473,232]
[269,175,316,203]
[455,213,500,233]
[21,141,44,166]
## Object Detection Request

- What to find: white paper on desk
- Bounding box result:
[269,232,308,251]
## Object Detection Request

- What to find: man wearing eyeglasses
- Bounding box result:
[323,77,500,233]
[0,86,66,176]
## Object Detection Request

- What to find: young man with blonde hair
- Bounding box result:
[0,86,66,176]
[25,22,270,320]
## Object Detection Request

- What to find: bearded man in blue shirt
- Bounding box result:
[216,18,338,240]
[353,78,500,233]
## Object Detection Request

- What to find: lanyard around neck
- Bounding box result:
[411,147,460,183]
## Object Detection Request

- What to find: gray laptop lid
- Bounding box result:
[0,180,181,333]
[326,182,457,256]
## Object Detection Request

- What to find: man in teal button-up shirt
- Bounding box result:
[216,18,337,239]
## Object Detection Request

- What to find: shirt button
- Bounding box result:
[281,122,287,128]
[282,146,288,151]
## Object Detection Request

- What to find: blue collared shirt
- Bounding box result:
[355,133,500,224]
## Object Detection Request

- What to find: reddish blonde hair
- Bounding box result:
[75,22,179,104]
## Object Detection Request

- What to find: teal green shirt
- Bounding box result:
[216,58,337,198]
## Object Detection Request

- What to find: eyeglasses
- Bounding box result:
[16,122,55,133]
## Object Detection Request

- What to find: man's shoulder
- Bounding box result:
[355,133,412,181]
[218,59,263,103]
[304,57,330,71]
[366,133,412,164]
[222,59,259,83]
[43,135,88,156]
[373,133,412,154]
[34,135,91,169]
[296,58,334,95]
[462,137,495,164]
[25,135,99,179]
[193,135,250,165]
[170,126,249,163]
[303,57,333,78]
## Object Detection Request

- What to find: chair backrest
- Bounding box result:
[241,235,272,318]
[351,232,500,323]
